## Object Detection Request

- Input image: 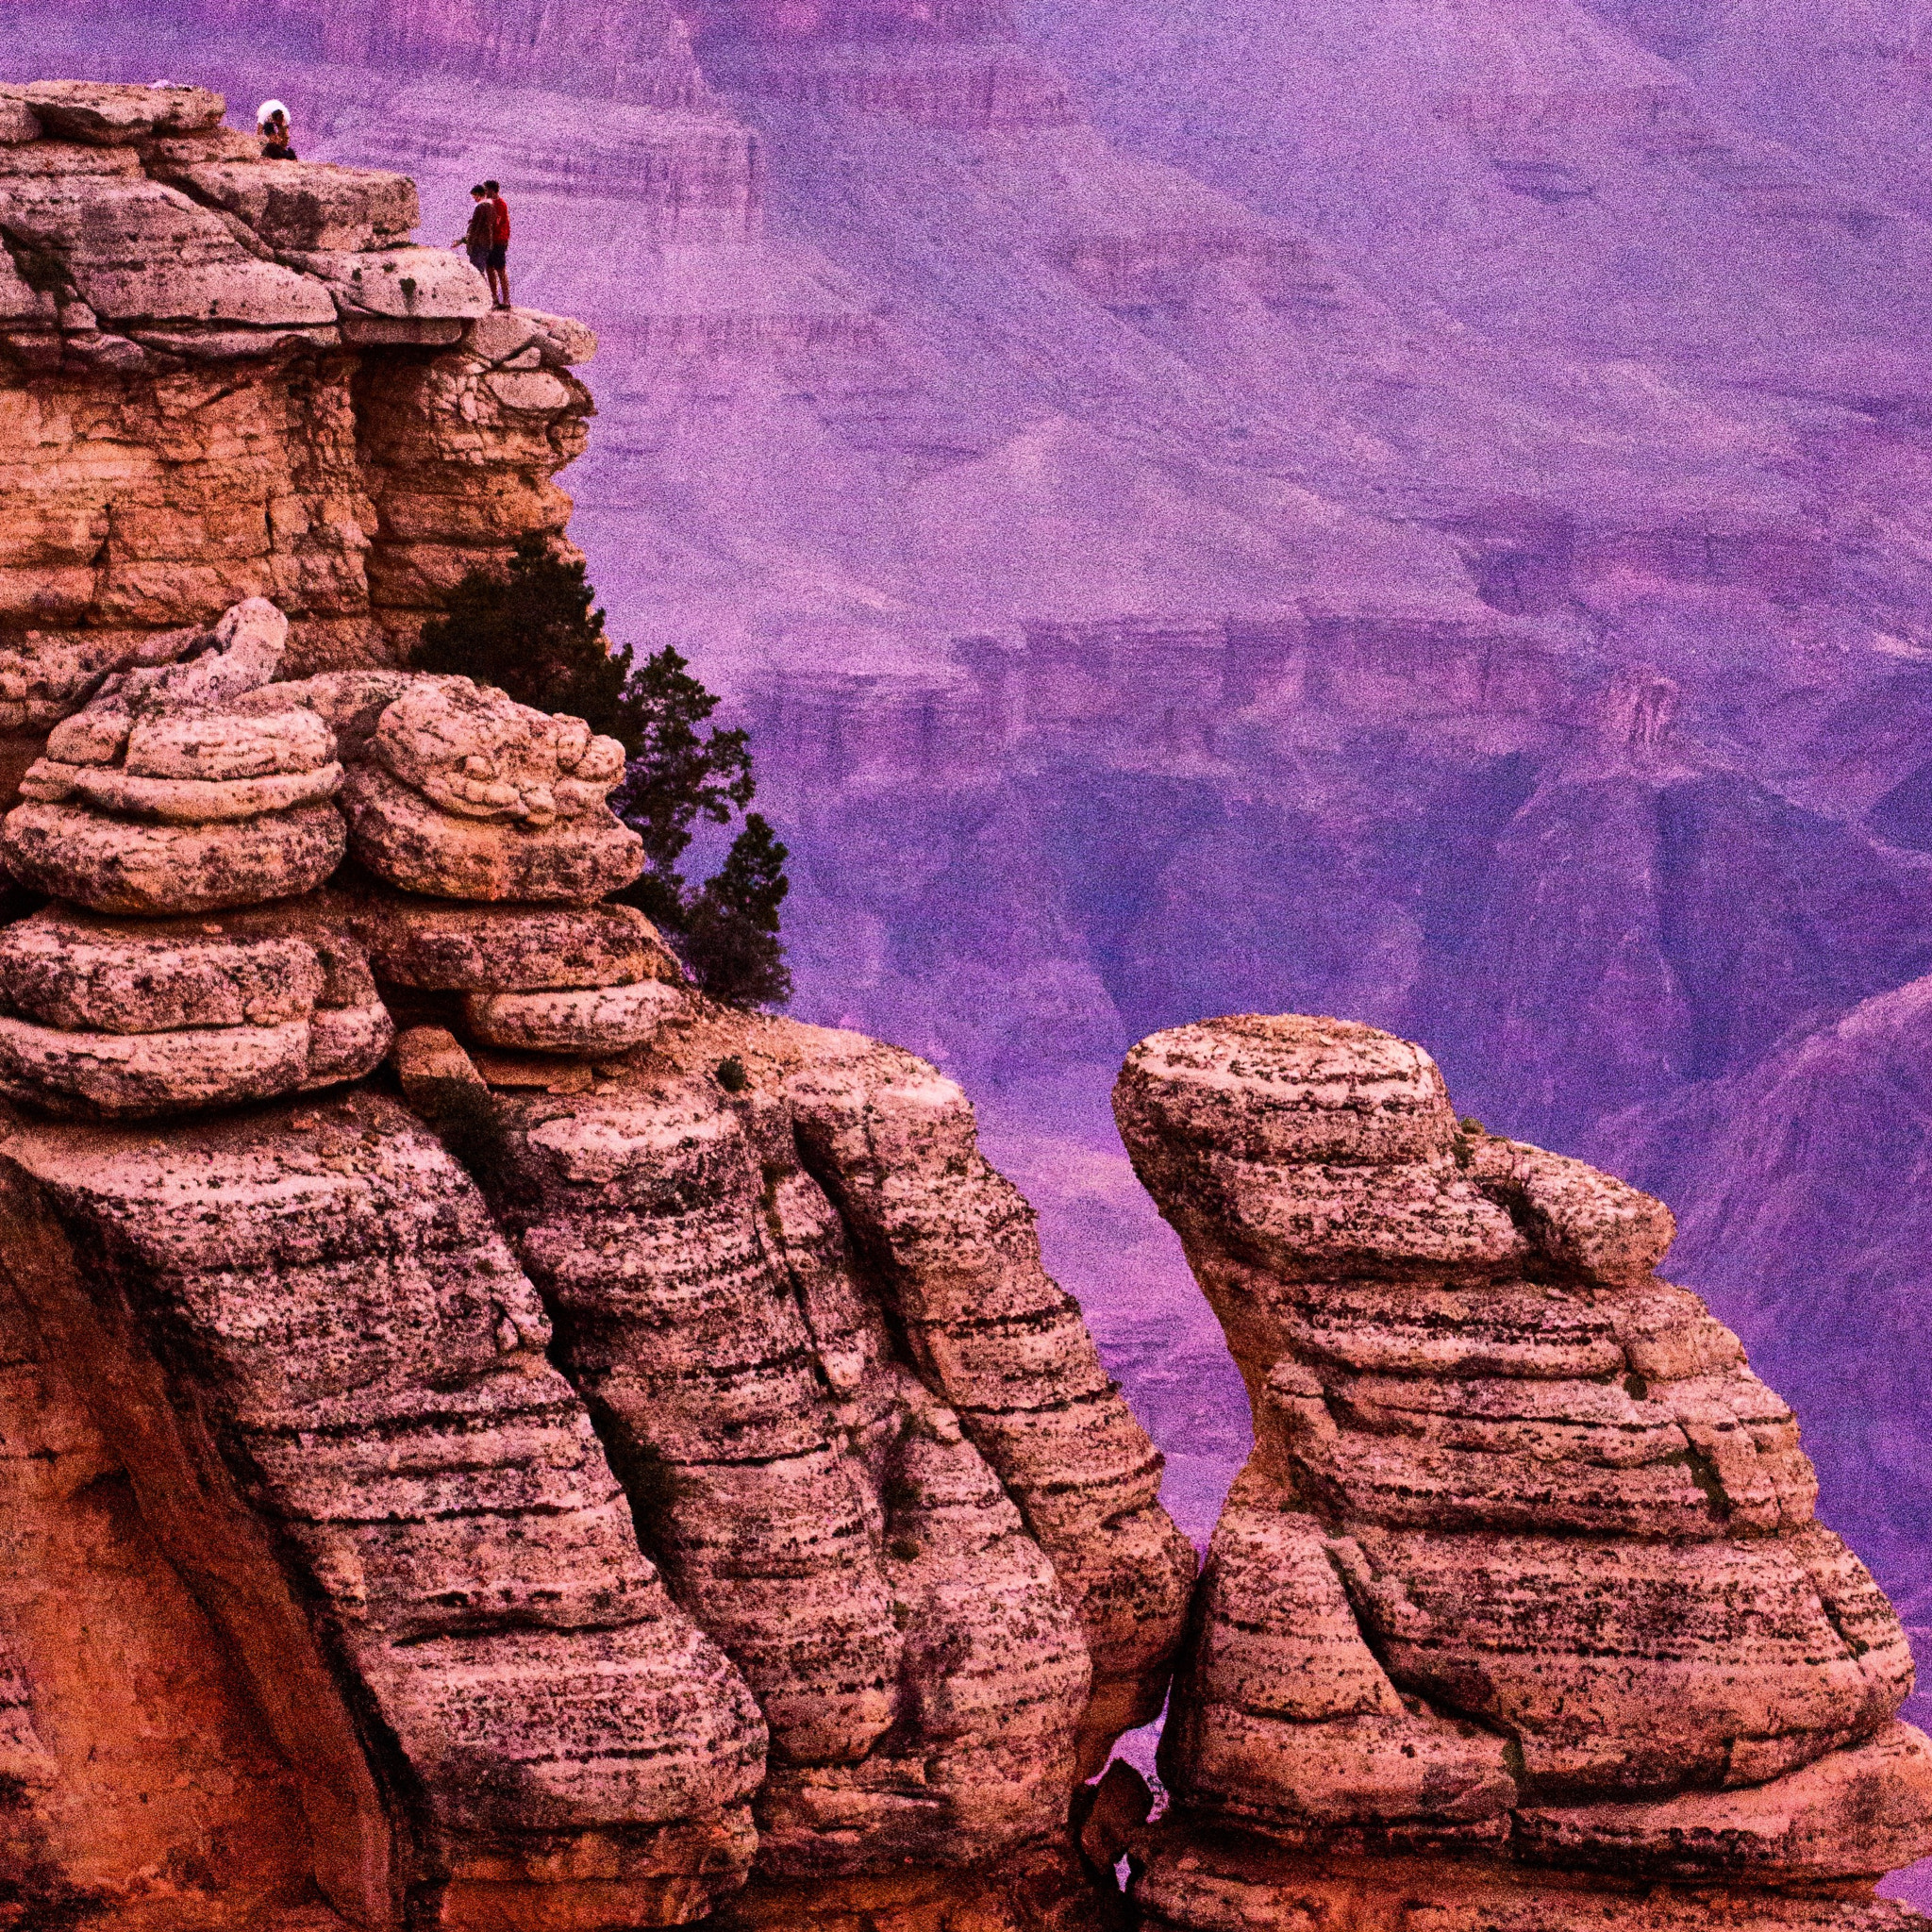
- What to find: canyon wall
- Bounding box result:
[0,72,595,728]
[0,266,1196,1917]
[12,0,1932,1824]
[0,69,1930,1932]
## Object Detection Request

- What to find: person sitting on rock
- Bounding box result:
[452,185,495,281]
[257,99,296,160]
[483,179,511,310]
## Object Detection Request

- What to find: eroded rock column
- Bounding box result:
[1113,1014,1932,1932]
[313,661,1186,1915]
[782,1033,1198,1774]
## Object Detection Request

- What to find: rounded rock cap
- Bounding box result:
[1115,1013,1457,1167]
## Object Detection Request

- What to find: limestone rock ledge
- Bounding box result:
[1113,1014,1932,1932]
[0,79,595,729]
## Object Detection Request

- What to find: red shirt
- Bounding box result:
[491,195,511,244]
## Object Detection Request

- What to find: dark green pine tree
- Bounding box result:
[419,538,791,1007]
[679,813,792,1009]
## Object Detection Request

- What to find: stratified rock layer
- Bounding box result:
[0,564,1190,1928]
[0,1093,767,1928]
[441,999,1192,1883]
[780,1028,1198,1774]
[0,81,594,697]
[1113,1014,1932,1928]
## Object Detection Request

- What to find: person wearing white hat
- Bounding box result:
[257,100,296,160]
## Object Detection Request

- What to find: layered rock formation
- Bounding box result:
[0,577,1192,1928]
[0,77,593,718]
[25,3,1932,1736]
[1114,1014,1932,1929]
[1,61,1929,1931]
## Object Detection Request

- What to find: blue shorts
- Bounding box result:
[486,242,508,270]
[467,243,490,274]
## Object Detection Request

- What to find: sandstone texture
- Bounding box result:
[337,676,645,901]
[0,63,1925,1932]
[0,1096,768,1927]
[0,903,1193,1927]
[1113,1014,1932,1928]
[455,1004,1193,1884]
[0,555,1190,1923]
[0,80,594,690]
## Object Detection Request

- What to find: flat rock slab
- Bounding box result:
[7,83,224,145]
[125,704,337,780]
[339,763,641,904]
[1,798,347,915]
[167,161,418,253]
[463,979,685,1056]
[0,911,325,1033]
[0,176,337,330]
[22,759,342,823]
[347,891,675,991]
[284,245,490,324]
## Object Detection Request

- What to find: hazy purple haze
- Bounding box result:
[9,0,1932,1879]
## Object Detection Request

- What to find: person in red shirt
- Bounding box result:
[483,179,511,310]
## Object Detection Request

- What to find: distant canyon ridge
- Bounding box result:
[10,0,1932,1786]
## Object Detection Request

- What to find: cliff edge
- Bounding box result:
[0,78,593,742]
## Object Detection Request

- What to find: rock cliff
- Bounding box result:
[2,76,1930,1932]
[0,74,594,752]
[0,387,1191,1916]
[22,4,1932,1730]
[1114,1014,1932,1929]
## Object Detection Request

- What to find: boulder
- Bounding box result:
[338,761,642,903]
[346,891,678,991]
[0,912,325,1033]
[1,600,356,910]
[0,905,391,1117]
[0,799,346,915]
[462,978,685,1055]
[369,677,626,825]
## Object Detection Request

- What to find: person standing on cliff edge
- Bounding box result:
[451,185,495,286]
[484,179,511,310]
[257,99,296,159]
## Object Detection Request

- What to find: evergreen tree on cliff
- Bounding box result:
[418,538,791,1007]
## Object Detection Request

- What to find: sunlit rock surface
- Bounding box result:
[1115,1013,1932,1928]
